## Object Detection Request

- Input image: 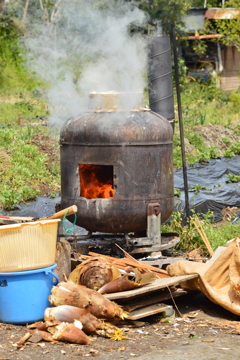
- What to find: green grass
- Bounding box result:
[205,222,240,250]
[0,17,60,209]
[180,81,240,127]
[172,80,240,168]
[162,210,240,254]
[0,125,60,209]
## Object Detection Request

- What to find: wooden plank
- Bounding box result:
[104,274,198,300]
[220,76,240,91]
[120,289,188,311]
[128,303,173,320]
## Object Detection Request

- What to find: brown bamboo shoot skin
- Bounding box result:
[49,282,128,319]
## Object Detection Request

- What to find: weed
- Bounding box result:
[174,188,181,197]
[230,141,240,155]
[205,222,240,250]
[229,92,240,112]
[190,184,211,194]
[226,174,240,183]
[221,137,230,144]
[0,190,21,210]
[198,111,206,125]
[162,210,214,253]
[209,146,219,159]
[197,150,210,163]
[191,184,202,194]
[0,186,40,210]
[223,149,234,158]
[180,82,238,127]
[162,208,240,253]
[49,191,59,198]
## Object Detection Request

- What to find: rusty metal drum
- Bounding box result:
[60,109,174,233]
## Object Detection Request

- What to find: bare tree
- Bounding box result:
[22,0,30,22]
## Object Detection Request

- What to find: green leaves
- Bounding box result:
[226,174,240,183]
[0,187,40,210]
[136,0,192,33]
[204,0,240,50]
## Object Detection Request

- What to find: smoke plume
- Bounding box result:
[24,0,148,126]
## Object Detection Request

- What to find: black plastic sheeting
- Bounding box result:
[0,196,88,235]
[0,156,240,227]
[174,155,240,222]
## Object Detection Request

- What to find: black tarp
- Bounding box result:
[174,155,240,222]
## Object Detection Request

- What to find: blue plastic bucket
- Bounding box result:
[0,263,59,324]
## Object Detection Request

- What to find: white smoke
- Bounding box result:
[24,0,148,126]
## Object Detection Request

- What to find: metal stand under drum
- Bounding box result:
[125,203,179,254]
[58,202,180,256]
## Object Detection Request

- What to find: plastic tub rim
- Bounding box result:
[0,263,57,276]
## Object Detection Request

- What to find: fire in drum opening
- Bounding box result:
[79,164,114,199]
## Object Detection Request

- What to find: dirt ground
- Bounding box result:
[1,291,240,360]
[184,123,240,157]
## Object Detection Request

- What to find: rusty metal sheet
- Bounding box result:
[205,9,240,19]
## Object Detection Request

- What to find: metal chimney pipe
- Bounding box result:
[147,36,174,128]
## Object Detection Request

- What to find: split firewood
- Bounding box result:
[49,282,128,320]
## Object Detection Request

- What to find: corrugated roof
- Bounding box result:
[205,8,240,19]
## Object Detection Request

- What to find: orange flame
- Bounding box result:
[79,164,114,199]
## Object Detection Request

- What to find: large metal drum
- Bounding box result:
[60,108,174,233]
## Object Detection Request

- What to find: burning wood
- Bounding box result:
[79,164,114,199]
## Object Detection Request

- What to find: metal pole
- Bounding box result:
[170,24,190,219]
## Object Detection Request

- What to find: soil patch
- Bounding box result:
[192,124,240,154]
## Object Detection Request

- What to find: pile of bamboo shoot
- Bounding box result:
[17,249,165,347]
[17,282,128,348]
